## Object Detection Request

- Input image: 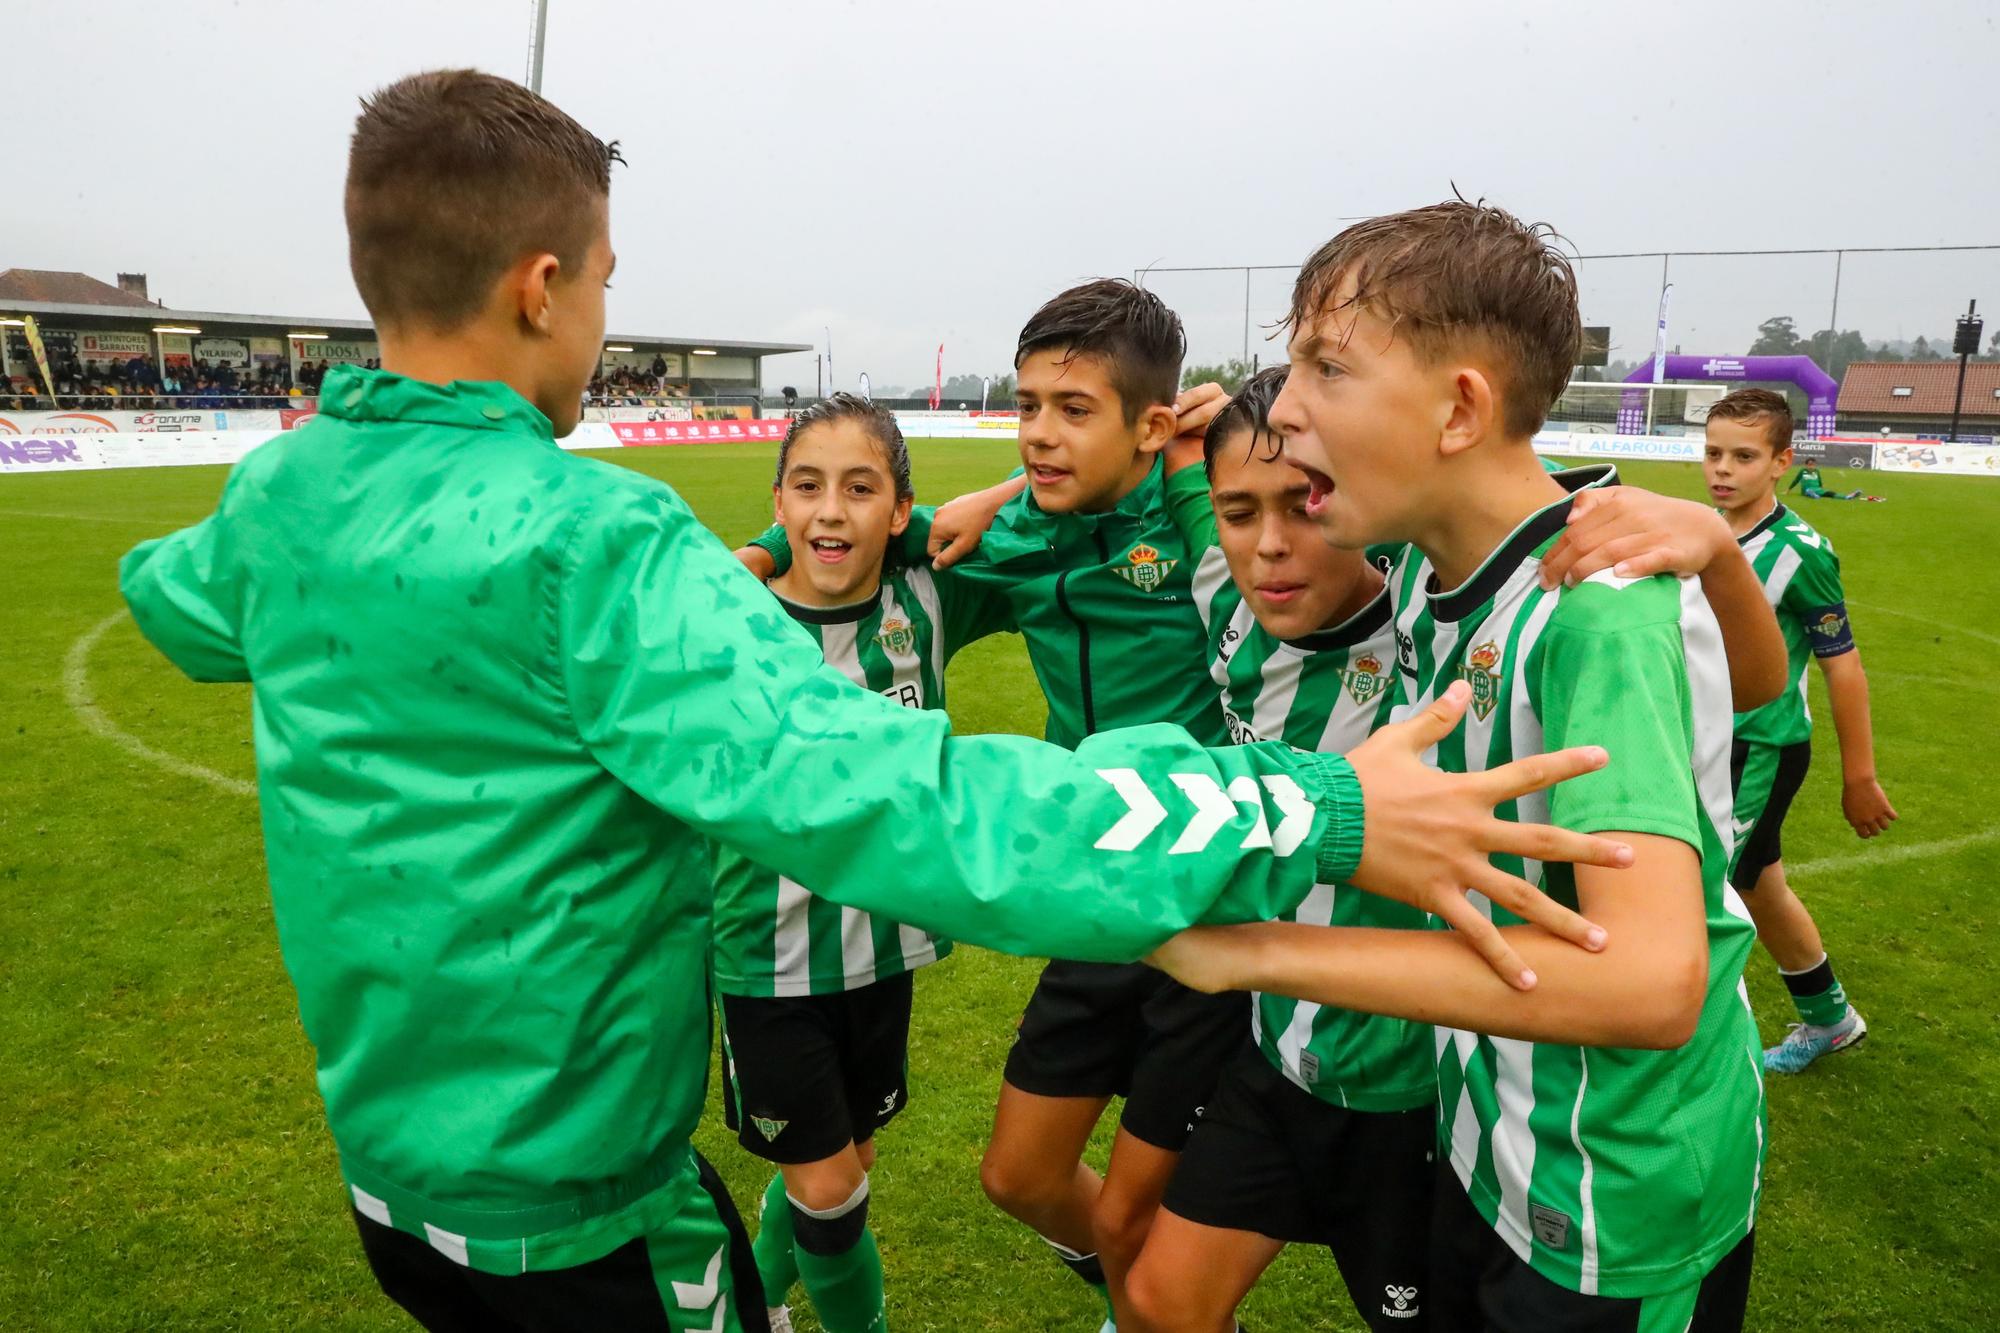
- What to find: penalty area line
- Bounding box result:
[62,609,255,798]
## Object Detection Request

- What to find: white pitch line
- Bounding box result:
[1849,601,2000,650]
[1787,827,2000,880]
[63,609,256,798]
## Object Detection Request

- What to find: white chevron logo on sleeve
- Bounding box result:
[1094,769,1168,850]
[1261,775,1315,856]
[1168,774,1238,853]
[1094,769,1316,856]
[671,1245,723,1310]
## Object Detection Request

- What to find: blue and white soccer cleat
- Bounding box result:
[1764,1006,1868,1074]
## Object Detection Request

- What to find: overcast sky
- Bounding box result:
[14,0,2000,390]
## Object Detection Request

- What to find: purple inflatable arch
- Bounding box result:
[1619,355,1837,439]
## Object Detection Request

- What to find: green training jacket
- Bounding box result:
[119,366,1363,1253]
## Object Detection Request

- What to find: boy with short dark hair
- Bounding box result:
[744,280,1256,1325]
[119,74,1625,1333]
[1705,387,1892,1073]
[1152,201,1775,1331]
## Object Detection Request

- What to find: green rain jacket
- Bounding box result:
[119,367,1362,1251]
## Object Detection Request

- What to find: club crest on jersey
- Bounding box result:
[875,614,916,657]
[1458,640,1503,721]
[751,1115,789,1143]
[1342,652,1392,707]
[1810,611,1848,640]
[1113,542,1179,593]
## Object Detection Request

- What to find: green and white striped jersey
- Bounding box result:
[1387,466,1765,1299]
[1165,469,1433,1112]
[711,563,1014,996]
[1731,502,1854,748]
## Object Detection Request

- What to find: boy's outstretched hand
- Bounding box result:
[1342,681,1622,988]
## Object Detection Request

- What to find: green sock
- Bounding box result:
[795,1224,887,1333]
[752,1174,799,1307]
[1782,955,1850,1028]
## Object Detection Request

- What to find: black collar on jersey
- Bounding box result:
[770,586,882,625]
[1736,501,1789,547]
[1286,584,1393,652]
[1427,464,1617,623]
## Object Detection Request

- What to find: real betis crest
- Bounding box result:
[1112,543,1179,593]
[875,614,916,656]
[1458,640,1503,721]
[1342,652,1392,707]
[751,1115,789,1143]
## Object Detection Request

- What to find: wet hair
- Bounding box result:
[1705,387,1795,455]
[1015,278,1185,424]
[345,69,622,331]
[1201,366,1289,479]
[774,392,914,500]
[1284,198,1581,438]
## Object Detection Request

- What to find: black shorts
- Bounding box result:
[1164,1046,1436,1332]
[719,972,913,1166]
[353,1151,770,1333]
[1002,959,1246,1151]
[1429,1170,1755,1333]
[1729,739,1812,894]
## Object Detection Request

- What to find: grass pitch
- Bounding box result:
[2,442,1996,1330]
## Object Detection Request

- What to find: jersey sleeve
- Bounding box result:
[559,482,1364,961]
[118,468,251,683]
[749,505,937,578]
[1781,539,1854,658]
[933,562,1018,658]
[1164,462,1240,660]
[1536,578,1701,849]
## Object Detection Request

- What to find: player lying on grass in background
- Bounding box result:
[1787,460,1883,502]
[1149,200,1774,1333]
[1109,366,1784,1333]
[117,73,1630,1333]
[1706,388,1894,1074]
[713,393,1016,1333]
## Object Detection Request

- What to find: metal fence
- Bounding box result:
[1136,244,2000,383]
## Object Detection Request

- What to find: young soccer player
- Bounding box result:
[1787,460,1881,501]
[1706,387,1894,1073]
[116,76,1624,1333]
[1121,372,1784,1333]
[1130,370,1433,1333]
[1149,201,1774,1332]
[713,394,1012,1333]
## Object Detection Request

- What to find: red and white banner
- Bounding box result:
[612,419,788,445]
[280,408,319,430]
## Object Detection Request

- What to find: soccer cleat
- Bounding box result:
[1764,1006,1867,1074]
[767,1305,795,1333]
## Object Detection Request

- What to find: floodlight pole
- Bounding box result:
[1948,298,1980,443]
[528,0,550,94]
